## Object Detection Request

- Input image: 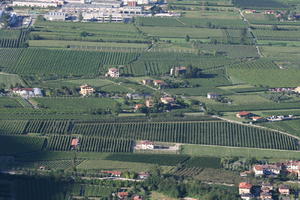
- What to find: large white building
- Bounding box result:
[62,3,143,15]
[65,0,85,3]
[91,0,121,7]
[12,88,42,98]
[82,12,124,22]
[44,12,66,21]
[122,0,149,5]
[12,0,58,7]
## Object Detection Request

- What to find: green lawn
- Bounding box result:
[31,21,148,43]
[0,73,25,88]
[182,144,300,160]
[201,92,300,112]
[227,68,300,87]
[77,159,158,171]
[29,40,149,49]
[0,97,22,108]
[260,119,300,137]
[139,26,223,39]
[34,97,118,113]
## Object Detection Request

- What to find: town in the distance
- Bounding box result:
[0,0,300,199]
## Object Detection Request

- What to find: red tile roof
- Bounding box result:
[118,192,129,197]
[140,140,154,145]
[239,182,253,189]
[71,138,79,146]
[109,68,118,72]
[102,171,122,176]
[238,111,251,116]
[254,165,264,171]
[12,88,33,92]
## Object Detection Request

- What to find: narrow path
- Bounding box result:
[175,18,186,26]
[215,116,300,140]
[237,9,263,57]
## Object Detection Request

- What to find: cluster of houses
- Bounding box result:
[100,171,149,199]
[142,79,168,89]
[239,159,300,176]
[239,160,300,199]
[11,88,43,98]
[269,87,300,94]
[170,66,187,77]
[113,192,143,200]
[105,68,120,78]
[134,96,176,111]
[236,111,294,122]
[239,182,292,200]
[244,9,300,21]
[101,170,150,180]
[9,0,180,23]
[135,140,154,150]
[134,140,178,151]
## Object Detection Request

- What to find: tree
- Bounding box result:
[80,31,88,37]
[1,13,10,28]
[184,65,202,78]
[78,12,83,21]
[185,34,190,42]
[36,15,45,22]
[272,25,279,30]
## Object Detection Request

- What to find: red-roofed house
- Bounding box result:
[117,192,129,199]
[71,138,79,147]
[138,172,150,179]
[136,140,154,150]
[239,182,253,195]
[236,111,252,118]
[278,185,290,195]
[106,68,120,78]
[251,116,264,121]
[80,84,95,96]
[133,195,143,200]
[102,171,122,177]
[134,104,144,111]
[160,97,175,104]
[153,80,167,88]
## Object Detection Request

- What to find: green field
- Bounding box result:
[0,73,25,88]
[0,119,298,151]
[182,144,300,160]
[0,29,28,48]
[3,48,138,76]
[28,40,149,50]
[261,119,300,137]
[31,21,148,43]
[0,97,23,108]
[34,97,118,113]
[227,59,300,87]
[0,135,45,155]
[139,26,224,39]
[233,0,288,9]
[196,93,300,112]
